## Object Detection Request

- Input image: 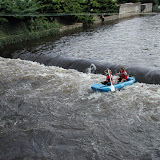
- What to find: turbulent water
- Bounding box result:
[0,57,160,160]
[0,14,160,160]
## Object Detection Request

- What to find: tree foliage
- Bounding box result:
[88,0,119,13]
[0,0,39,23]
[0,0,118,25]
[38,0,119,25]
[0,0,39,16]
[117,0,158,6]
[39,0,119,13]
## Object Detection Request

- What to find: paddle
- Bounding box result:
[108,70,115,92]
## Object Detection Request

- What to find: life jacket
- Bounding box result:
[106,74,112,82]
[120,70,127,79]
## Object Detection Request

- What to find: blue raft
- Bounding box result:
[91,77,135,92]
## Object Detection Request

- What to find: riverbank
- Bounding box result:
[0,20,80,49]
[0,3,153,49]
[0,20,62,49]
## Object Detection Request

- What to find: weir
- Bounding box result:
[14,52,160,85]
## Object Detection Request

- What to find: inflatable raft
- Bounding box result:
[91,77,135,92]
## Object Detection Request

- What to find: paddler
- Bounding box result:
[101,68,113,85]
[115,67,128,84]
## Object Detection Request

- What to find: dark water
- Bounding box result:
[0,14,160,160]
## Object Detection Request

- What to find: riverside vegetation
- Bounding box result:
[0,0,158,48]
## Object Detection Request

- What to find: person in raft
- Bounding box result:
[101,68,113,85]
[115,67,128,84]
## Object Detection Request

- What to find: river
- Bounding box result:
[0,14,160,160]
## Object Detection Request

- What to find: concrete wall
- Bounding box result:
[141,3,153,13]
[94,14,119,24]
[119,3,153,18]
[94,3,153,24]
[119,3,141,18]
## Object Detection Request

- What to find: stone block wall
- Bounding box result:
[141,3,153,13]
[94,3,153,23]
[119,3,141,18]
[119,3,153,18]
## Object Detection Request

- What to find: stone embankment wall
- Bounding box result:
[119,3,153,18]
[141,3,153,13]
[94,3,153,23]
[119,3,142,18]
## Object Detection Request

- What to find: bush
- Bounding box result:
[0,18,9,24]
[27,18,61,32]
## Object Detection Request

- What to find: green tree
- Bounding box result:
[0,0,39,22]
[141,0,159,6]
[38,0,119,25]
[117,0,158,6]
[88,0,119,13]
